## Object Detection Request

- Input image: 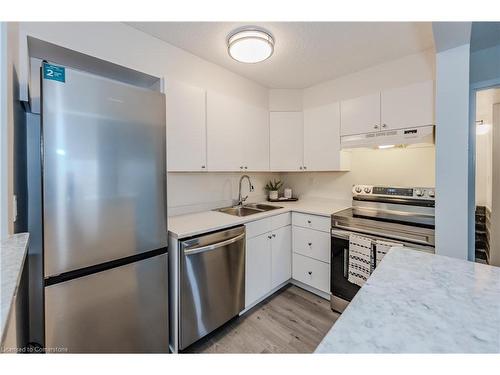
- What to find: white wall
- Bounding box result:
[434,44,471,260]
[19,22,270,216]
[281,50,436,202]
[491,104,500,266]
[282,147,435,201]
[303,50,435,108]
[0,22,20,239]
[475,130,492,209]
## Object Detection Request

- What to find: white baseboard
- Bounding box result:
[290,279,330,300]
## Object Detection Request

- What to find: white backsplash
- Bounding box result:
[167,172,276,216]
[167,147,435,217]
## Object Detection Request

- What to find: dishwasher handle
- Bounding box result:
[183,232,245,256]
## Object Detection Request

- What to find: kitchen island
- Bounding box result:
[316,247,500,353]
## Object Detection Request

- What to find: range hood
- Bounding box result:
[341,125,434,149]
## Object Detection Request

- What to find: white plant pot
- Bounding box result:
[269,190,279,200]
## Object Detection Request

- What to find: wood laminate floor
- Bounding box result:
[183,285,340,353]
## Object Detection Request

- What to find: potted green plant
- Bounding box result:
[265,179,283,201]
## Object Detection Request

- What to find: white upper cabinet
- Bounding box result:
[166,81,207,171]
[381,80,434,130]
[304,102,349,171]
[207,91,245,171]
[242,102,269,171]
[340,92,381,136]
[270,112,304,171]
[207,91,269,171]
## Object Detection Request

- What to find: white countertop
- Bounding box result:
[1,233,30,342]
[168,197,350,239]
[315,247,500,353]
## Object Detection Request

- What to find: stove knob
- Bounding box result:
[428,190,435,198]
[355,186,362,193]
[415,189,423,197]
[364,187,371,194]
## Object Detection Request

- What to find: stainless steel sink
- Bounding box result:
[215,204,282,217]
[244,203,282,211]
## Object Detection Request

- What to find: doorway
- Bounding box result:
[474,88,500,265]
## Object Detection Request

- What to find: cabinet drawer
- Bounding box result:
[246,212,291,238]
[292,253,330,293]
[293,226,330,263]
[292,212,330,232]
[271,212,291,229]
[245,217,271,238]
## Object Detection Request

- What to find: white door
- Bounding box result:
[271,225,292,289]
[242,103,269,171]
[340,92,381,136]
[381,80,434,131]
[270,111,304,171]
[303,102,345,171]
[245,233,272,308]
[206,91,245,171]
[166,81,206,171]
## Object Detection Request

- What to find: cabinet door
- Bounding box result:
[271,225,292,289]
[340,92,381,136]
[304,102,346,171]
[381,80,434,130]
[242,103,269,171]
[166,81,206,171]
[206,91,245,171]
[245,233,272,308]
[270,112,303,171]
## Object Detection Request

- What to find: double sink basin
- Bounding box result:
[215,203,283,217]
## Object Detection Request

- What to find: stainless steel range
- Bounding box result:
[330,185,435,313]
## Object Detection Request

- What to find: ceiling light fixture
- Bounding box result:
[227,27,274,63]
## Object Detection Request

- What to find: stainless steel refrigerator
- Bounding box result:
[40,62,169,353]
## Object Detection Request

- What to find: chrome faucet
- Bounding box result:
[237,175,254,206]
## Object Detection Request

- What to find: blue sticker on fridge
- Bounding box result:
[43,63,65,83]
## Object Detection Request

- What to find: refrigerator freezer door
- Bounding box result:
[41,65,167,277]
[45,253,169,353]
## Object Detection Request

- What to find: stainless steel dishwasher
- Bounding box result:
[179,226,245,350]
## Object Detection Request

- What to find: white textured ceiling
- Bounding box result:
[126,22,435,89]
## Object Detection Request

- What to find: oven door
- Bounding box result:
[330,229,363,312]
[330,228,434,312]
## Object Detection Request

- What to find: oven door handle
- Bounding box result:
[343,247,349,278]
[332,223,433,247]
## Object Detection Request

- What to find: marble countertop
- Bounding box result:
[315,247,500,353]
[168,197,350,239]
[1,233,30,342]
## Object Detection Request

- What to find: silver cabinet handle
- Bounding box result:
[303,166,307,170]
[272,234,276,238]
[240,166,243,169]
[307,220,311,224]
[374,124,380,129]
[308,271,312,275]
[184,233,245,256]
[268,235,272,239]
[308,242,312,246]
[244,166,248,170]
[299,166,303,170]
[201,165,206,169]
[382,123,387,128]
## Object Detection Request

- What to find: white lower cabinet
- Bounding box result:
[245,233,272,308]
[245,218,292,308]
[292,253,330,293]
[293,226,330,263]
[271,225,292,289]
